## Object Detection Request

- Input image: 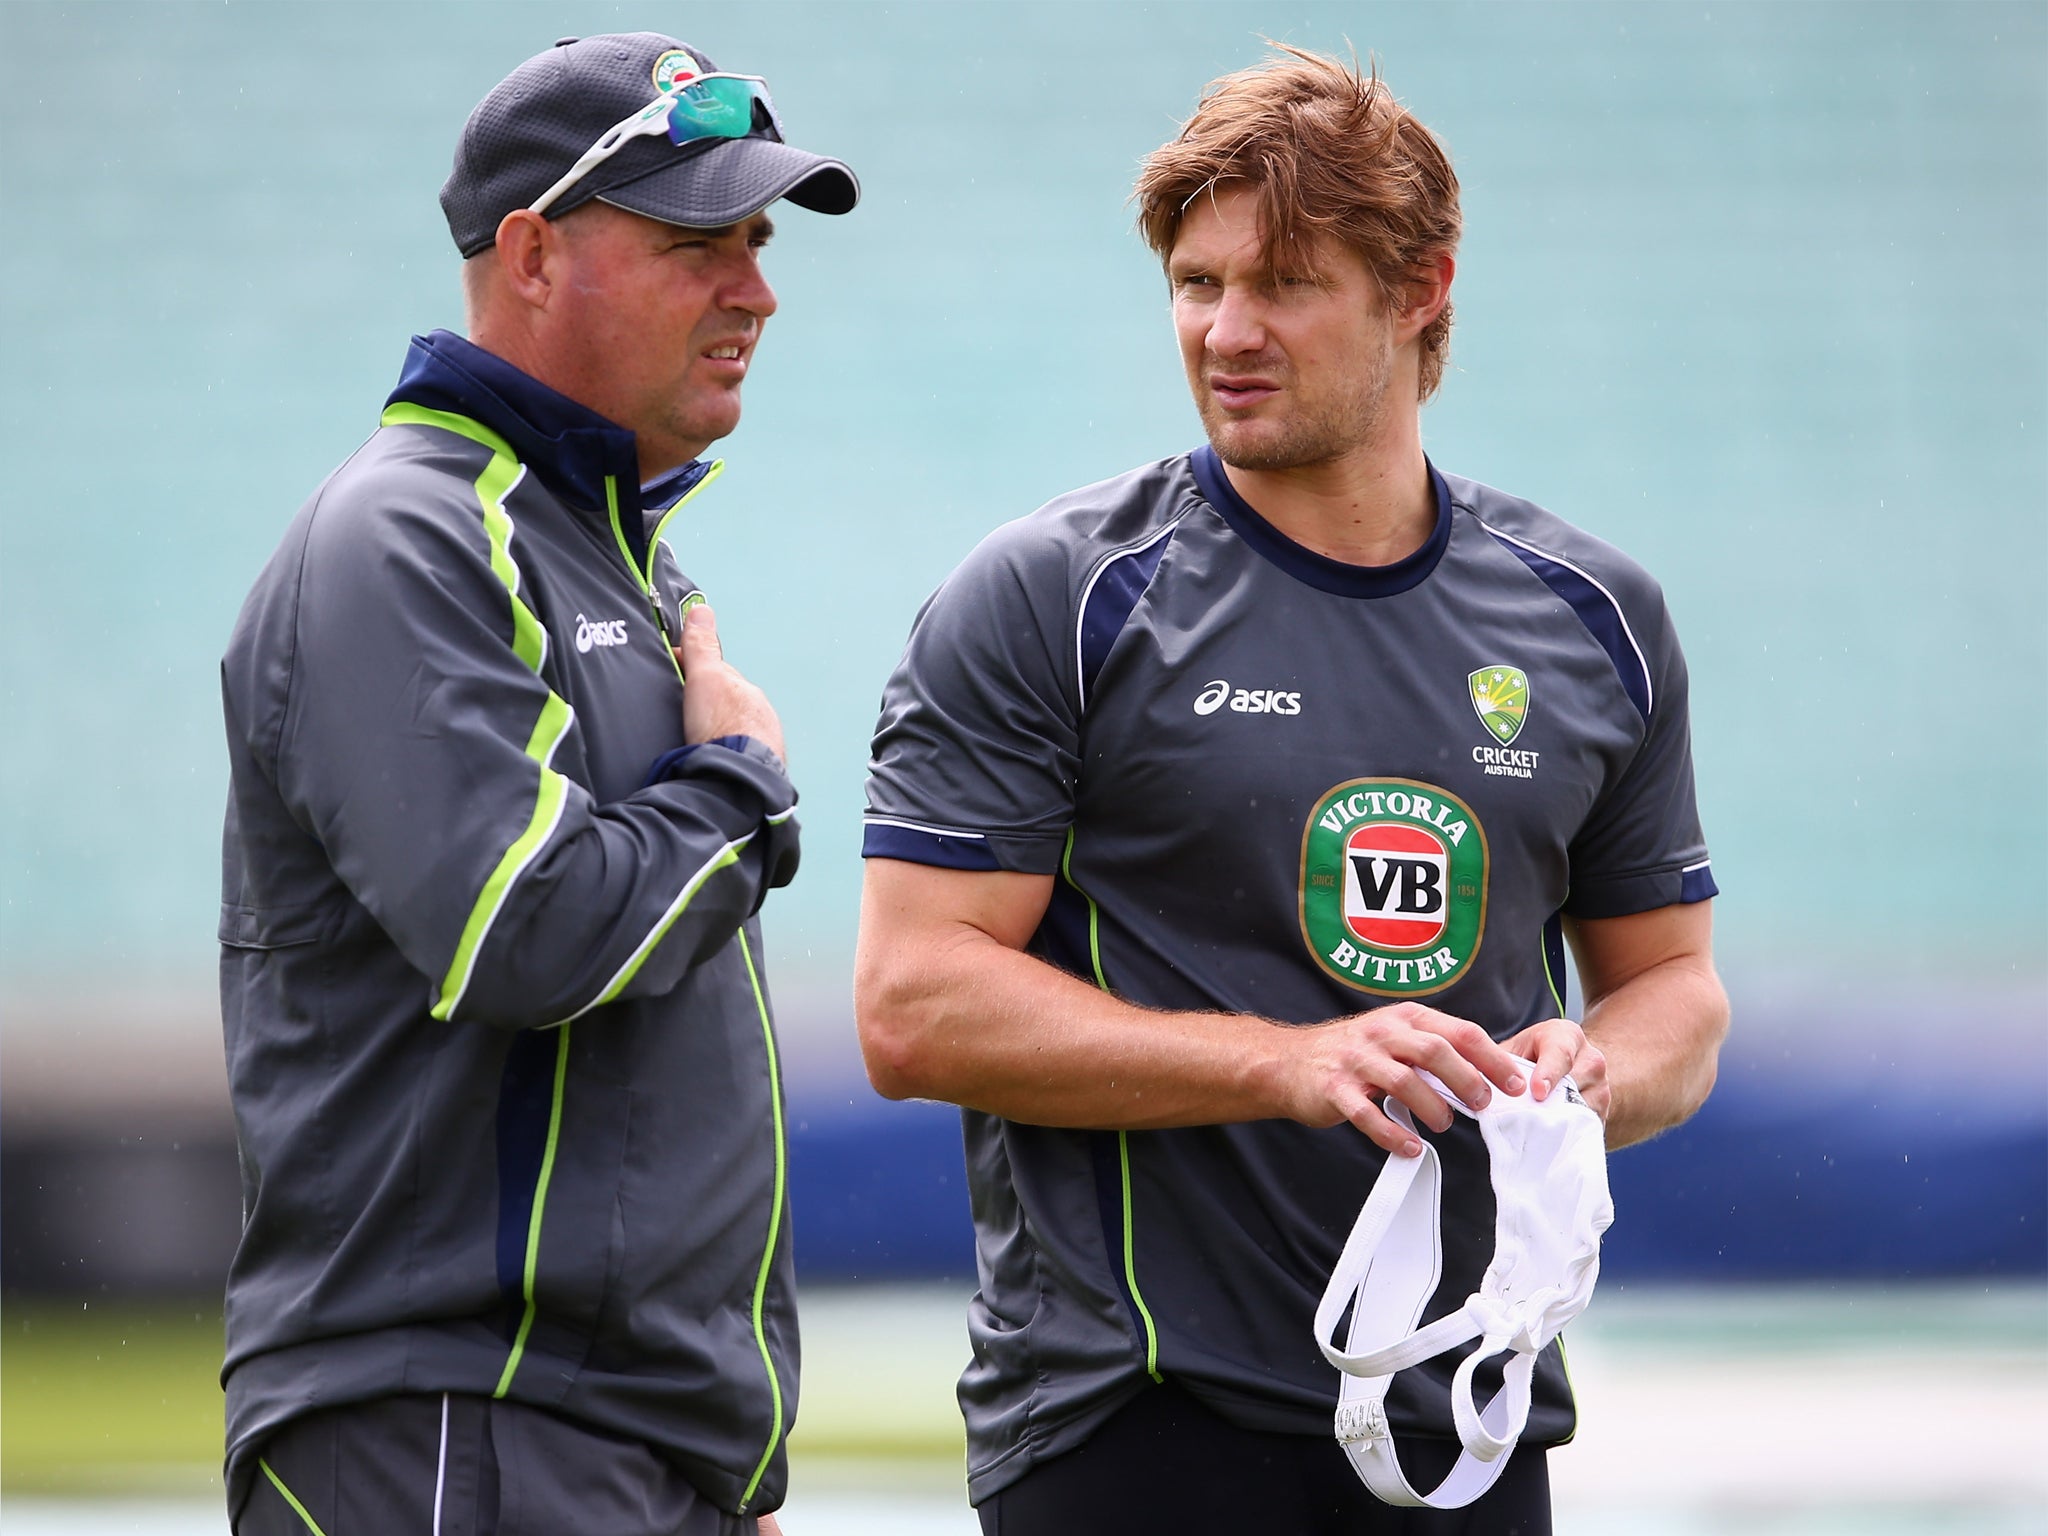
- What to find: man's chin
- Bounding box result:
[1204,418,1326,475]
[671,397,743,455]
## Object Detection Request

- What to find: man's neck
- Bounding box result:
[1219,428,1435,569]
[466,321,696,483]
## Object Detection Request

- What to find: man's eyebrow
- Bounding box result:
[665,216,775,242]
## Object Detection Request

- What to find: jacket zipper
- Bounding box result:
[604,463,726,679]
[603,462,790,1507]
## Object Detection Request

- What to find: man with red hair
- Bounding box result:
[857,49,1727,1534]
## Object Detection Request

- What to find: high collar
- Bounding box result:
[386,331,711,562]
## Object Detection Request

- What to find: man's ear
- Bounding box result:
[1397,253,1455,343]
[492,209,558,310]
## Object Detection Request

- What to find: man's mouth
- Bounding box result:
[1210,375,1279,410]
[702,342,751,378]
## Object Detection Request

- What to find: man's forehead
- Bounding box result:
[1169,188,1364,283]
[1169,187,1275,267]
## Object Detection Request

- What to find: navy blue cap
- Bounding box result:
[442,33,859,257]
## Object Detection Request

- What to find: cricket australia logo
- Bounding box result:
[1469,665,1540,779]
[1469,666,1528,744]
[1299,779,1488,997]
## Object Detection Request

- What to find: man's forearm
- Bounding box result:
[1582,953,1728,1149]
[857,917,1293,1129]
[855,861,1534,1154]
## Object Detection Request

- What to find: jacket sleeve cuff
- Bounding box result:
[642,738,800,903]
[643,736,790,802]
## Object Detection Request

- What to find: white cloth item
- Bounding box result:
[1313,1064,1613,1509]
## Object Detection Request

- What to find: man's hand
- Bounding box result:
[756,1514,784,1536]
[1275,1002,1530,1158]
[1503,1017,1610,1121]
[674,602,787,764]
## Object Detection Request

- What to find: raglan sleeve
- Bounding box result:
[261,460,798,1030]
[862,519,1080,875]
[1562,576,1717,919]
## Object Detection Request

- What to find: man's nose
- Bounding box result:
[1205,286,1266,357]
[725,256,779,320]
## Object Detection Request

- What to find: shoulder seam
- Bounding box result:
[1479,518,1655,719]
[1074,512,1188,714]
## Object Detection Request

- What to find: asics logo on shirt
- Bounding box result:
[574,614,631,652]
[1193,678,1303,717]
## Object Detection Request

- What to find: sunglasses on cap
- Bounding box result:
[528,73,784,218]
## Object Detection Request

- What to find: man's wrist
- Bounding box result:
[1237,1017,1304,1123]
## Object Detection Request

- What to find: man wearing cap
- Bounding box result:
[856,48,1726,1533]
[219,34,855,1535]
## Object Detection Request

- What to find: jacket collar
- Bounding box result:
[386,331,711,560]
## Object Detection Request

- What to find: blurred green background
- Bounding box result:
[3,0,2043,995]
[2,0,2043,1526]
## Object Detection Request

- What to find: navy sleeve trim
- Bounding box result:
[1564,859,1719,919]
[862,819,1003,871]
[1076,518,1183,710]
[1680,859,1719,903]
[1480,521,1654,723]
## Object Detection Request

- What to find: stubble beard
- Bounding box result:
[1198,336,1394,474]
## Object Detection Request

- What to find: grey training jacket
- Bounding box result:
[218,331,801,1518]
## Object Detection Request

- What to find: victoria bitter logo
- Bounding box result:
[1299,778,1489,997]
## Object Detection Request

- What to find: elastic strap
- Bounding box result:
[1312,1103,1440,1374]
[1315,1101,1537,1509]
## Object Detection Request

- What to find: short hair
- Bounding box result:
[1134,47,1463,401]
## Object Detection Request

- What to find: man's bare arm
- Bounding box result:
[854,858,1529,1157]
[1504,901,1728,1150]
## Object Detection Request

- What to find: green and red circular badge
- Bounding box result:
[652,50,702,93]
[1299,778,1489,997]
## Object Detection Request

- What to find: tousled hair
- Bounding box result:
[1135,47,1462,401]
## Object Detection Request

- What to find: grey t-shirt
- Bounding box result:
[864,448,1715,1502]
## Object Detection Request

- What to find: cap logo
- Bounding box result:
[651,49,701,93]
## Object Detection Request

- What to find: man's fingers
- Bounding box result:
[1381,1065,1457,1133]
[1341,1091,1424,1158]
[1525,1023,1587,1102]
[1396,1011,1523,1110]
[677,600,722,673]
[1397,1034,1492,1119]
[1410,1007,1527,1094]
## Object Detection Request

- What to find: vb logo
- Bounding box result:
[1344,824,1449,946]
[1299,779,1489,997]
